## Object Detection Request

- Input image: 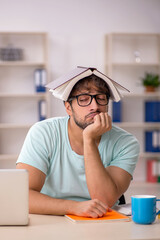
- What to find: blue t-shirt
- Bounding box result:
[17,116,139,201]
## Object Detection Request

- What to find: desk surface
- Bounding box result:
[1,182,160,240]
[0,214,160,240]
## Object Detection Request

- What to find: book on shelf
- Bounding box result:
[158,160,160,183]
[146,159,160,183]
[112,101,122,122]
[46,66,129,101]
[34,68,46,92]
[145,130,160,152]
[65,209,130,223]
[145,101,160,122]
[146,159,158,183]
[38,100,46,121]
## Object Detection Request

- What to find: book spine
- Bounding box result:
[41,69,47,92]
[34,69,41,92]
[145,101,159,122]
[158,160,160,183]
[159,131,160,152]
[145,130,160,152]
[158,131,160,182]
[34,69,46,92]
[38,100,46,121]
[159,102,160,121]
[112,101,122,122]
[146,159,158,183]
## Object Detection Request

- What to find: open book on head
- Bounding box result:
[65,209,130,223]
[46,66,130,102]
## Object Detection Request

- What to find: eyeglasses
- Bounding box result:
[68,93,109,107]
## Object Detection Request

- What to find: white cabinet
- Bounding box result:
[0,32,50,168]
[105,33,160,181]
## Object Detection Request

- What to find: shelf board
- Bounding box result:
[0,154,18,161]
[110,32,160,37]
[0,31,47,35]
[0,93,47,98]
[122,92,160,98]
[0,123,32,129]
[140,152,160,158]
[114,122,160,129]
[112,62,160,67]
[0,61,46,66]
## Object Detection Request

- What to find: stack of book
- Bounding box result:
[143,100,160,183]
[145,100,160,153]
[0,46,23,61]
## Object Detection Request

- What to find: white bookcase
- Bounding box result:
[0,32,50,168]
[105,33,160,181]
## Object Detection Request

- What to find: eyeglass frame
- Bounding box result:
[68,93,110,107]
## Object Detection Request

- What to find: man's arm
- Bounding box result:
[16,163,109,217]
[83,112,132,207]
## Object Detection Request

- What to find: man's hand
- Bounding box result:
[73,199,111,218]
[83,112,112,141]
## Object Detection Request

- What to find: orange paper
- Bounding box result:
[65,210,130,223]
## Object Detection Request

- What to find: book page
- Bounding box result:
[112,203,131,216]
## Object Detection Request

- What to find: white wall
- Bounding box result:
[0,0,160,116]
[0,0,160,179]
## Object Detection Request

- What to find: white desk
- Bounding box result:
[1,182,160,240]
[0,214,160,240]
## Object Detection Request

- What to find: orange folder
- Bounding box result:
[65,209,130,223]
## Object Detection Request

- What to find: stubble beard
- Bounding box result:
[72,111,101,130]
[73,116,92,130]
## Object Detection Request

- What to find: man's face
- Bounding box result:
[68,83,109,130]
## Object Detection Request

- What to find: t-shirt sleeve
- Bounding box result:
[16,122,54,175]
[108,134,140,176]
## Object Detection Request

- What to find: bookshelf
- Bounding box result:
[0,32,50,168]
[105,33,160,181]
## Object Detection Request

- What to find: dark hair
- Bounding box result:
[67,75,110,101]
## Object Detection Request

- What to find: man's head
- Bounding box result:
[68,75,110,99]
[65,75,110,129]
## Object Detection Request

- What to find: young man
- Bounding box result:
[16,69,139,218]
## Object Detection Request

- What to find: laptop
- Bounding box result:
[0,169,29,225]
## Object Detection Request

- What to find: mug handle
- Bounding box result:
[156,199,160,216]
